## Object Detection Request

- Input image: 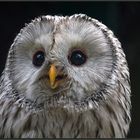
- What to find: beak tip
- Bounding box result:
[50,83,57,89]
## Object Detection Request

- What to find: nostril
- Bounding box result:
[46,74,66,81]
[46,74,67,81]
[56,75,65,81]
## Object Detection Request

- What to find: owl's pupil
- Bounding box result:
[69,50,87,66]
[33,51,45,67]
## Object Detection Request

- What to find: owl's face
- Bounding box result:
[10,15,113,109]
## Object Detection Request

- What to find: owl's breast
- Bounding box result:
[0,95,128,138]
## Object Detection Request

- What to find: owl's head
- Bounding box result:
[4,14,121,111]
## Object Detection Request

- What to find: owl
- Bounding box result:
[0,14,131,138]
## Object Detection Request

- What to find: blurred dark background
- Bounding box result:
[0,2,139,138]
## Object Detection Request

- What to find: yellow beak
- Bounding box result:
[48,64,58,89]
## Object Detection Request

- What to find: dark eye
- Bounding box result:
[33,51,45,67]
[68,49,87,66]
